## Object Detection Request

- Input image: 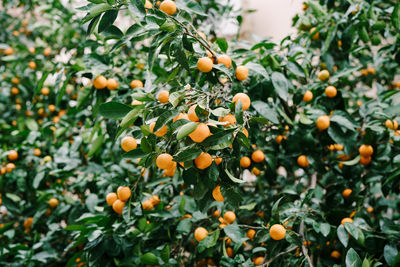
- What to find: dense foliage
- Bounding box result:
[1,0,399,266]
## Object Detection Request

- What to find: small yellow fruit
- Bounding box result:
[158,90,169,103]
[318,70,330,82]
[269,224,286,240]
[325,86,337,98]
[236,66,248,81]
[48,198,59,208]
[316,115,330,130]
[93,75,107,89]
[106,78,119,90]
[232,93,251,111]
[106,192,118,206]
[194,227,208,242]
[117,186,131,201]
[160,0,177,15]
[121,136,137,152]
[197,57,213,73]
[212,185,224,202]
[130,80,143,89]
[303,90,313,102]
[217,55,232,68]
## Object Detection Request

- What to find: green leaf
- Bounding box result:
[223,224,247,243]
[88,134,104,157]
[85,194,99,213]
[84,3,111,23]
[140,252,158,265]
[176,122,198,140]
[98,9,118,33]
[200,229,220,249]
[169,92,184,107]
[322,25,337,55]
[320,223,331,237]
[246,62,269,79]
[331,114,356,131]
[225,169,245,184]
[239,202,257,210]
[271,197,284,223]
[33,172,45,189]
[154,109,179,132]
[77,87,93,108]
[201,128,235,147]
[160,245,170,263]
[346,248,362,267]
[34,72,50,98]
[129,0,147,20]
[341,155,361,166]
[176,219,192,234]
[173,148,202,162]
[384,244,398,266]
[99,102,133,119]
[26,118,39,131]
[337,224,349,247]
[252,100,279,124]
[120,107,141,129]
[56,75,71,106]
[392,2,400,30]
[215,38,228,53]
[160,18,176,32]
[271,72,289,101]
[123,148,147,159]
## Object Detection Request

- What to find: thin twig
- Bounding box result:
[299,220,314,267]
[237,224,266,230]
[262,246,298,266]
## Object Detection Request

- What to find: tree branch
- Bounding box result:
[299,220,314,267]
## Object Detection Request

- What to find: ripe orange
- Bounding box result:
[219,114,236,127]
[117,186,131,201]
[341,217,353,225]
[251,150,265,163]
[48,198,59,208]
[217,55,232,68]
[318,70,330,81]
[4,47,14,55]
[93,75,107,89]
[160,0,177,15]
[194,227,208,242]
[48,104,56,112]
[367,67,376,75]
[173,113,189,122]
[242,128,249,137]
[331,250,341,259]
[189,123,210,143]
[316,115,330,130]
[251,167,261,176]
[41,87,50,95]
[236,66,248,81]
[269,224,286,240]
[112,199,125,214]
[144,0,153,9]
[188,105,199,122]
[11,87,19,95]
[214,156,222,165]
[150,195,160,206]
[226,247,233,257]
[106,78,118,90]
[156,153,174,169]
[197,57,213,73]
[121,136,137,152]
[232,93,251,111]
[342,188,352,198]
[275,135,286,144]
[310,27,319,40]
[334,144,344,151]
[213,210,220,217]
[28,47,35,53]
[366,207,374,213]
[130,80,143,89]
[212,185,224,202]
[253,257,264,265]
[142,199,154,210]
[303,90,313,102]
[6,163,15,173]
[164,162,177,177]
[385,119,398,130]
[359,144,373,157]
[150,121,168,137]
[325,86,337,98]
[223,211,236,224]
[194,152,212,169]
[7,150,18,161]
[43,47,52,56]
[297,155,309,168]
[158,90,169,103]
[28,61,36,69]
[11,77,20,84]
[240,156,251,168]
[106,192,118,206]
[247,229,256,240]
[360,156,371,165]
[24,217,34,228]
[33,148,41,156]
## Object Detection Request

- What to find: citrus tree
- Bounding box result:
[1,0,400,266]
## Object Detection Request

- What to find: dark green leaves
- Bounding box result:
[176,122,197,140]
[173,148,202,162]
[129,0,146,20]
[99,102,133,119]
[271,72,289,101]
[345,248,362,267]
[223,224,247,243]
[252,101,279,124]
[98,9,118,33]
[215,38,228,53]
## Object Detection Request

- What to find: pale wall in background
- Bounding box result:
[242,0,304,42]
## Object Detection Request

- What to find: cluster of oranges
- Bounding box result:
[1,150,18,174]
[142,195,161,210]
[358,144,373,165]
[238,149,265,176]
[106,186,132,215]
[93,75,119,90]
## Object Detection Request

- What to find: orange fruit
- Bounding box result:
[28,47,35,53]
[150,121,168,137]
[112,199,125,214]
[269,224,286,240]
[6,163,15,173]
[253,257,264,265]
[189,123,210,143]
[43,47,52,56]
[106,78,119,90]
[160,0,177,15]
[173,113,189,122]
[4,47,14,55]
[33,148,41,156]
[219,114,236,127]
[223,211,236,224]
[236,66,248,81]
[24,217,34,228]
[121,136,137,152]
[297,155,309,168]
[251,167,261,176]
[275,135,286,144]
[318,70,330,81]
[48,198,59,208]
[310,27,319,40]
[117,186,131,201]
[188,105,199,122]
[240,156,251,168]
[316,115,330,130]
[194,227,208,242]
[11,77,20,84]
[48,104,56,112]
[359,145,373,157]
[164,162,177,177]
[341,217,353,225]
[342,188,352,198]
[334,144,344,151]
[331,250,341,259]
[197,57,213,73]
[144,0,153,9]
[213,210,220,217]
[251,150,265,163]
[28,61,36,69]
[367,67,376,75]
[8,150,18,161]
[11,87,19,95]
[385,119,398,130]
[360,156,371,165]
[93,75,107,89]
[217,55,232,68]
[214,156,222,165]
[41,87,50,95]
[303,90,313,102]
[106,192,118,206]
[338,40,342,47]
[158,90,169,103]
[325,86,337,98]
[247,229,256,240]
[212,185,224,202]
[156,153,174,169]
[242,128,249,137]
[194,152,212,169]
[232,93,251,111]
[366,207,374,213]
[142,199,154,210]
[150,195,160,206]
[130,80,143,89]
